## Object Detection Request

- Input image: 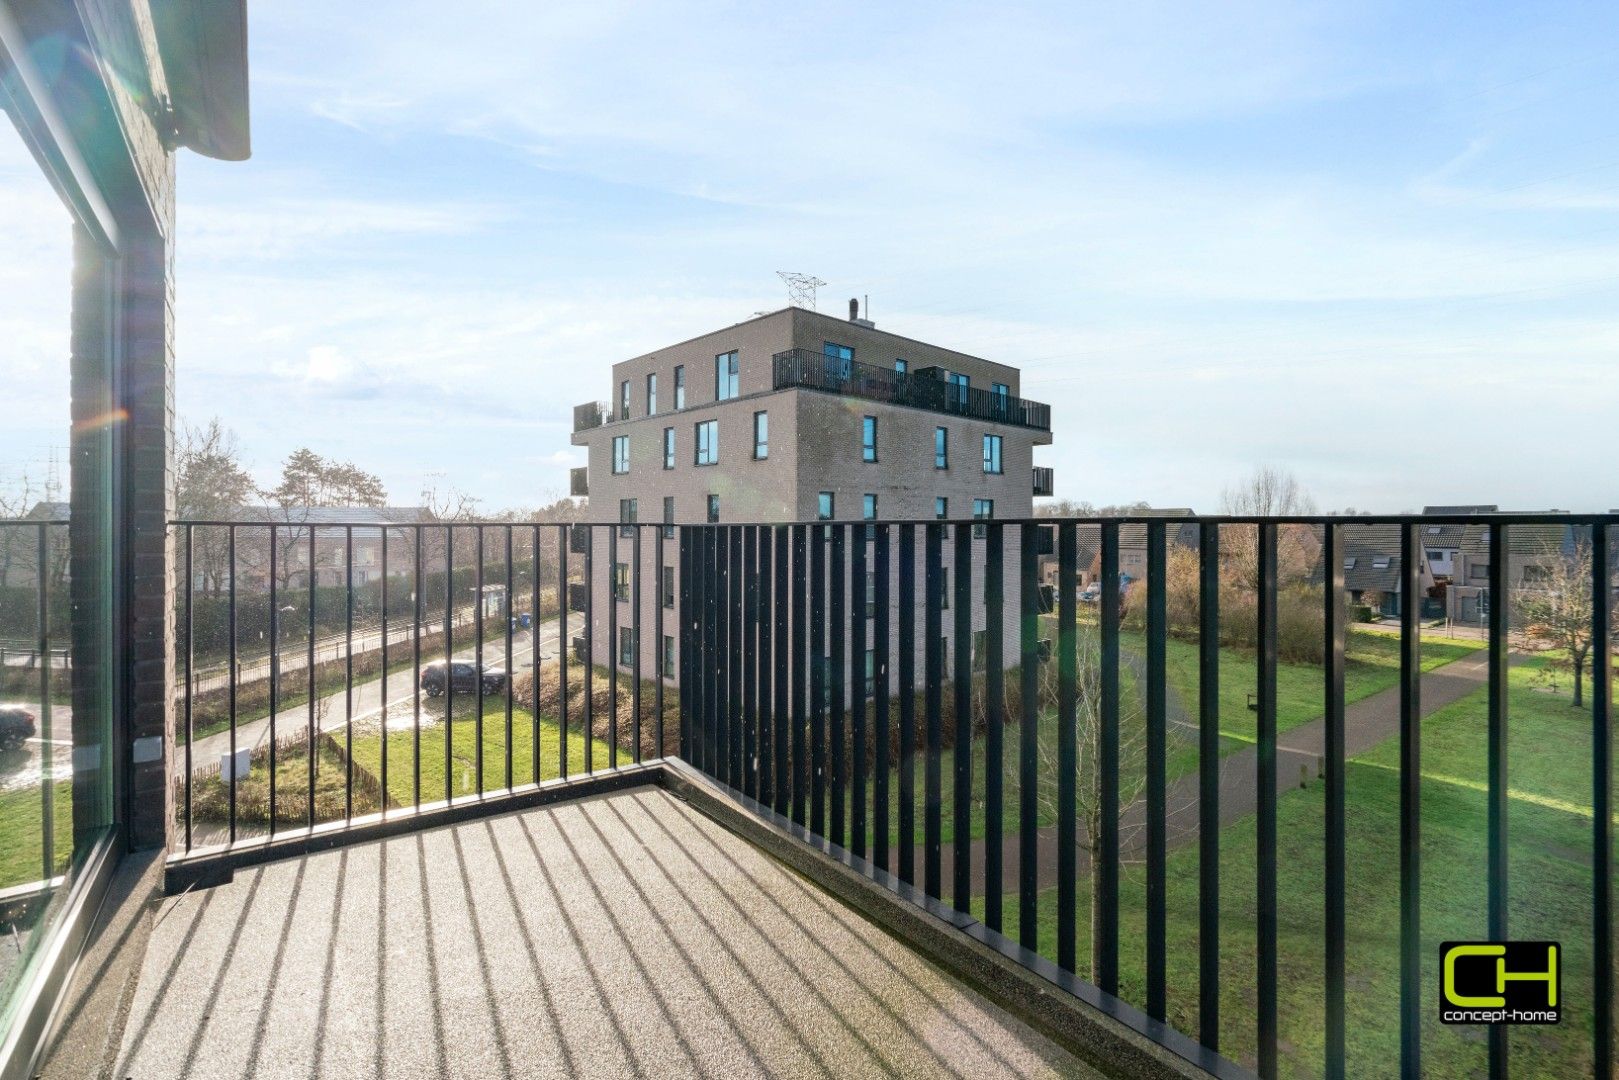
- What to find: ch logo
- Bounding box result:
[1440,942,1560,1025]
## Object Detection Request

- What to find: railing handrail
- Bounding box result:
[166,512,1619,528]
[772,347,1052,431]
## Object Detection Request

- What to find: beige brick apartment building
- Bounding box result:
[570,303,1055,685]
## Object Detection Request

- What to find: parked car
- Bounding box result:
[1078,583,1101,603]
[0,706,36,753]
[419,661,507,697]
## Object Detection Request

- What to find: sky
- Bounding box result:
[6,0,1619,513]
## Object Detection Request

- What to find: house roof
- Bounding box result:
[1417,506,1496,547]
[1456,521,1569,558]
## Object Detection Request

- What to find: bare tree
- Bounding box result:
[1514,539,1614,708]
[1220,467,1319,592]
[177,419,258,596]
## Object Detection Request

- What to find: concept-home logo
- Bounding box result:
[1440,941,1560,1025]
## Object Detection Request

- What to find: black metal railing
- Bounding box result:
[573,401,607,431]
[169,519,676,853]
[569,466,588,496]
[772,349,1052,430]
[1033,465,1054,497]
[678,513,1617,1080]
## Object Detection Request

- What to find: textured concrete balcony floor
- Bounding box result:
[115,789,1100,1079]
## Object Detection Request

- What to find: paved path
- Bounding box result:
[914,648,1499,894]
[184,612,584,773]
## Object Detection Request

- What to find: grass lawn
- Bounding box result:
[347,703,616,809]
[0,780,71,891]
[975,656,1614,1079]
[853,628,1483,851]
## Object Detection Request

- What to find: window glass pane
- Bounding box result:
[674,365,686,408]
[0,123,114,1020]
[818,492,834,520]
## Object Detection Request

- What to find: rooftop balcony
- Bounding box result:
[772,349,1052,430]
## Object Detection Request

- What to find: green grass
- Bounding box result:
[857,629,1483,850]
[976,656,1614,1079]
[0,779,71,891]
[347,704,615,807]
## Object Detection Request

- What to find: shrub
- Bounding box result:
[0,707,35,753]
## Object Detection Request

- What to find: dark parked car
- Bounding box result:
[420,661,507,697]
[0,706,36,753]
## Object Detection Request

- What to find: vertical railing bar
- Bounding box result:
[1146,520,1168,1019]
[37,524,52,882]
[952,521,972,913]
[1057,521,1077,970]
[474,525,484,793]
[609,524,618,770]
[1487,521,1509,1080]
[344,525,354,822]
[874,523,892,873]
[898,523,916,885]
[655,523,665,760]
[1591,521,1612,1078]
[742,527,756,796]
[924,521,943,899]
[269,526,279,835]
[775,524,791,815]
[718,527,730,784]
[1398,522,1421,1080]
[704,526,719,778]
[1097,522,1120,991]
[831,523,847,848]
[811,523,827,836]
[444,524,454,805]
[228,525,238,843]
[308,527,318,830]
[1018,521,1039,949]
[1200,521,1223,1051]
[377,528,386,819]
[1322,522,1347,1075]
[559,524,569,781]
[584,524,594,776]
[851,522,867,859]
[633,524,643,766]
[730,527,743,786]
[985,521,1005,932]
[686,525,700,772]
[1257,521,1279,1079]
[505,526,515,789]
[677,525,689,763]
[184,524,194,851]
[531,524,540,784]
[413,526,422,808]
[758,526,772,802]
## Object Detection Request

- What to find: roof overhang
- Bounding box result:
[150,0,249,160]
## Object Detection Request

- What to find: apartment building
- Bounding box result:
[570,303,1054,683]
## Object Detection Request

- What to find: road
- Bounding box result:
[184,611,585,774]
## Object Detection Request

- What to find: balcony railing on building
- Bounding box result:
[156,510,1615,1080]
[573,400,608,432]
[1033,465,1054,497]
[569,466,588,496]
[772,348,1052,430]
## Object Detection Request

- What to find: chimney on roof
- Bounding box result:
[848,296,875,329]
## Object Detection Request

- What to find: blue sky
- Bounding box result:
[7,1,1619,512]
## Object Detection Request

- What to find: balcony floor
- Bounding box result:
[115,788,1097,1079]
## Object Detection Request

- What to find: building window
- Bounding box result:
[614,562,630,602]
[663,426,675,469]
[663,635,676,678]
[895,359,907,374]
[619,626,636,667]
[865,570,876,618]
[706,494,721,523]
[1426,549,1444,561]
[824,340,853,379]
[674,364,686,409]
[619,498,637,538]
[694,420,718,466]
[647,372,658,415]
[1470,563,1489,580]
[662,565,675,608]
[861,416,878,462]
[947,371,970,409]
[753,411,768,459]
[973,498,994,538]
[663,495,675,538]
[715,350,740,400]
[982,434,1003,474]
[863,494,877,540]
[934,426,948,469]
[612,435,630,474]
[620,379,631,420]
[936,497,948,519]
[864,648,875,697]
[818,491,834,520]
